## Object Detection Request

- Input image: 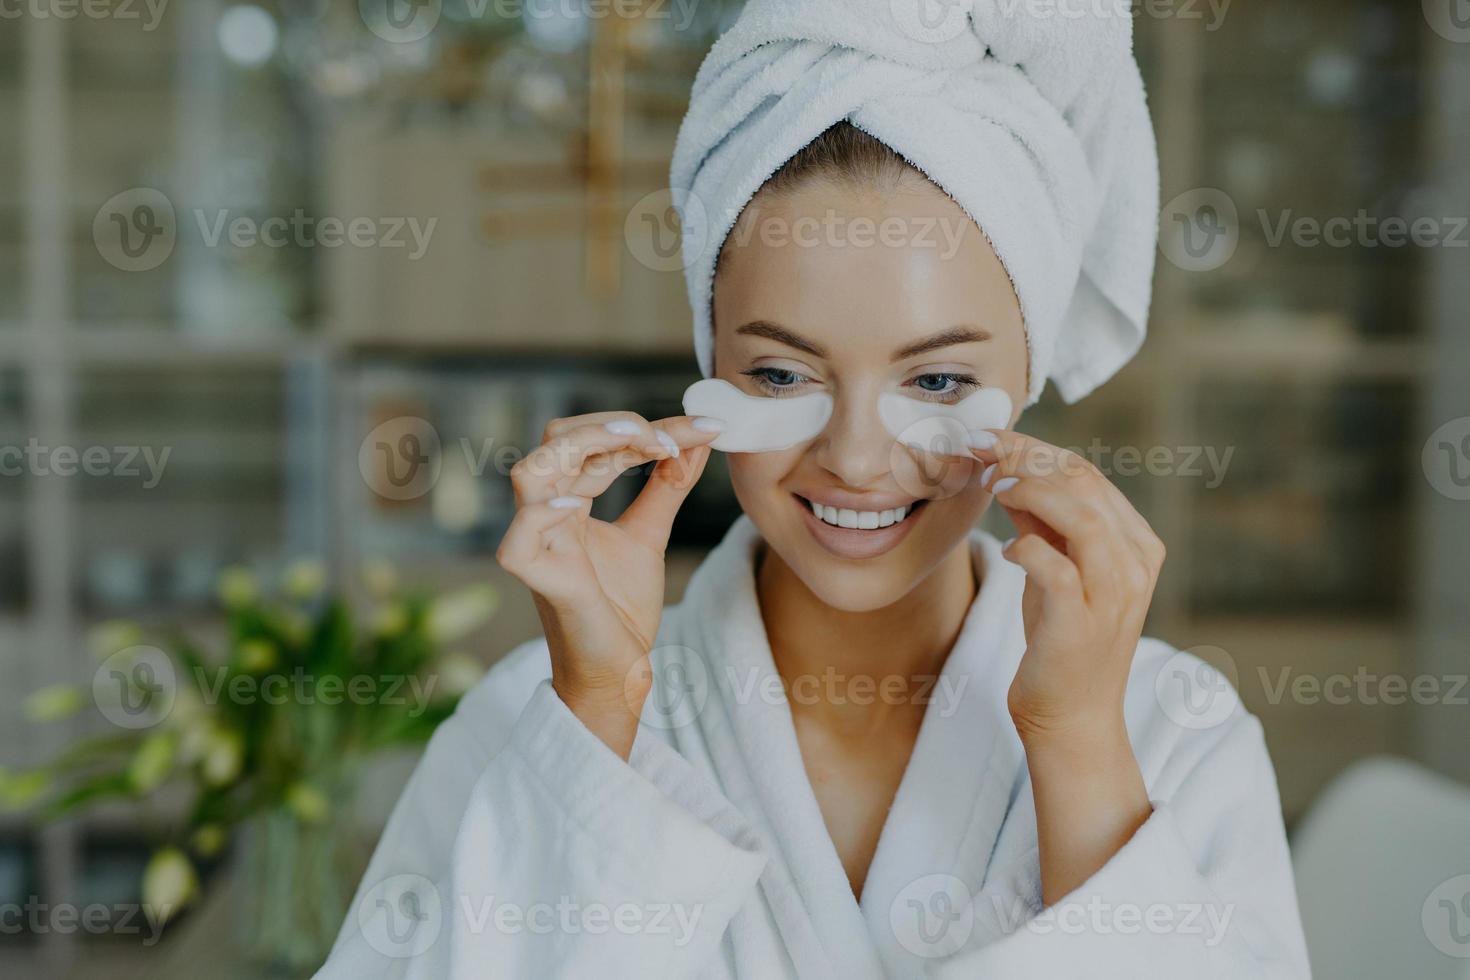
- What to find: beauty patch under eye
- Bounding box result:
[682,378,833,453]
[878,387,1013,456]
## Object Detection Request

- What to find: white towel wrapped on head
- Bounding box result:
[669,0,1160,406]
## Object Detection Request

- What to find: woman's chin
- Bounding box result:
[784,545,930,613]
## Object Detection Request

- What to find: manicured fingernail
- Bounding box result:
[605,420,640,435]
[980,462,998,487]
[1001,536,1016,551]
[967,429,997,450]
[655,429,680,457]
[691,416,726,432]
[549,495,582,509]
[991,476,1019,494]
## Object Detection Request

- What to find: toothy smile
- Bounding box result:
[793,494,928,529]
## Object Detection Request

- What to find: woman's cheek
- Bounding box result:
[726,452,792,518]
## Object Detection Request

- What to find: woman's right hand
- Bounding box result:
[495,411,719,757]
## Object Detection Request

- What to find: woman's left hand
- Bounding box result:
[971,430,1167,741]
[969,430,1165,904]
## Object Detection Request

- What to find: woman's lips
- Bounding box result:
[793,493,927,560]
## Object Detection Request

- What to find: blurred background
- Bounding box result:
[1,0,1468,976]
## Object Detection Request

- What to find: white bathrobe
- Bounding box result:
[316,515,1311,979]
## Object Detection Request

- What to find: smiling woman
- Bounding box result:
[314,1,1311,977]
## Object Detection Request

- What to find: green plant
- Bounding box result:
[5,560,496,935]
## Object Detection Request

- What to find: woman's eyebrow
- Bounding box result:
[890,325,992,362]
[732,320,992,361]
[733,320,829,358]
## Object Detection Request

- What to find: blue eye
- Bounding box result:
[739,367,812,397]
[908,372,981,402]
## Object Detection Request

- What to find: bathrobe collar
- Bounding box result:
[662,513,1030,978]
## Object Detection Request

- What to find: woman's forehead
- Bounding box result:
[713,183,1022,355]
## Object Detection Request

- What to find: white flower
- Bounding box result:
[200,727,245,786]
[190,824,228,858]
[236,639,278,673]
[434,652,486,698]
[128,731,178,793]
[24,685,83,722]
[88,619,143,661]
[142,848,198,924]
[374,602,409,639]
[285,782,330,825]
[282,559,326,601]
[425,584,499,643]
[217,566,259,609]
[0,769,49,811]
[362,559,398,598]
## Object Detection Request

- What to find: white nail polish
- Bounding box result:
[980,462,998,486]
[967,429,998,450]
[549,495,582,509]
[605,420,641,435]
[655,430,680,457]
[691,416,726,432]
[991,476,1018,494]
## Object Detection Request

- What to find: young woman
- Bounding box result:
[318,2,1309,977]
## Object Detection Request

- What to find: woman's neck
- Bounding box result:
[755,537,979,731]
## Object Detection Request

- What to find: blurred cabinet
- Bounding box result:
[324,118,692,352]
[0,370,28,612]
[71,366,291,614]
[0,26,22,325]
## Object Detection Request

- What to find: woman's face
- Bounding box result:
[711,174,1028,611]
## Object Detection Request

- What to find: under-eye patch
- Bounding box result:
[682,378,834,452]
[878,387,1012,456]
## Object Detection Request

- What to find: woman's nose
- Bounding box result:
[810,390,893,487]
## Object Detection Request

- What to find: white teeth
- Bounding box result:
[806,498,915,529]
